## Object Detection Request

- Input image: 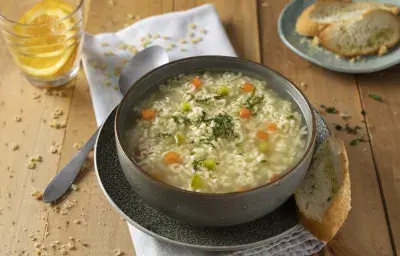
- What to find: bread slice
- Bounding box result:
[309,1,400,24]
[319,9,400,57]
[295,1,352,37]
[296,4,325,37]
[295,137,351,242]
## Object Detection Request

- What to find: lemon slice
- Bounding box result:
[13,0,78,77]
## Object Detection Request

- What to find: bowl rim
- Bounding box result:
[115,55,317,197]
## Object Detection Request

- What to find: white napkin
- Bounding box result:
[82,4,325,256]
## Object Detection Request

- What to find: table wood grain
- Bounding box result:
[0,0,398,255]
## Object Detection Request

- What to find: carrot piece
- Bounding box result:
[257,130,269,140]
[266,123,278,132]
[242,82,255,93]
[192,76,202,89]
[163,151,182,164]
[141,108,155,121]
[240,107,252,118]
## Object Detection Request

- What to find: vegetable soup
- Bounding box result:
[128,72,307,193]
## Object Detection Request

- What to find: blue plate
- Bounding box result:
[278,0,400,74]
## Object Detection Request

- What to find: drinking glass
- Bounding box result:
[0,0,84,88]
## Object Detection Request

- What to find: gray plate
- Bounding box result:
[278,0,400,74]
[94,107,330,251]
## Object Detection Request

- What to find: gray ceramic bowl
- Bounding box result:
[115,56,316,227]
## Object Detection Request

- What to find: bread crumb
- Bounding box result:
[188,23,196,29]
[100,42,110,47]
[66,241,76,250]
[53,108,63,119]
[70,184,79,191]
[31,191,43,200]
[73,219,81,224]
[187,31,195,38]
[27,162,36,169]
[73,142,82,150]
[199,28,207,34]
[153,32,161,39]
[127,45,137,54]
[104,50,115,57]
[14,116,22,122]
[179,39,187,44]
[121,58,129,64]
[49,145,58,154]
[10,143,19,151]
[300,82,307,90]
[117,43,128,50]
[378,45,388,56]
[162,35,170,40]
[311,36,319,46]
[60,249,68,255]
[114,249,123,256]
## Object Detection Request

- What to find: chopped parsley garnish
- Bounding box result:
[245,89,264,110]
[172,116,192,125]
[320,105,339,114]
[187,94,195,101]
[349,139,359,146]
[286,113,294,119]
[368,93,383,102]
[334,124,343,131]
[195,95,226,104]
[192,160,203,171]
[211,114,235,139]
[344,123,361,135]
[326,107,338,114]
[349,137,369,146]
[195,97,212,104]
[156,133,171,138]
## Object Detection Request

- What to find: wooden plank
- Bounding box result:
[0,4,74,256]
[40,1,174,256]
[357,66,400,255]
[258,0,394,255]
[174,0,260,62]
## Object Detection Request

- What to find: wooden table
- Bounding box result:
[1,0,399,255]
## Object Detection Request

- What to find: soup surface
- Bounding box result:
[128,72,307,193]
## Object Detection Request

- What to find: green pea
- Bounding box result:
[203,159,216,170]
[216,86,229,96]
[190,174,204,189]
[181,101,191,112]
[259,141,269,153]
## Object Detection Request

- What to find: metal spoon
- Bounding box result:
[43,45,169,203]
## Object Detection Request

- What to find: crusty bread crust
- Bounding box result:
[309,2,400,25]
[318,10,400,57]
[295,1,353,37]
[296,137,351,242]
[296,5,323,37]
